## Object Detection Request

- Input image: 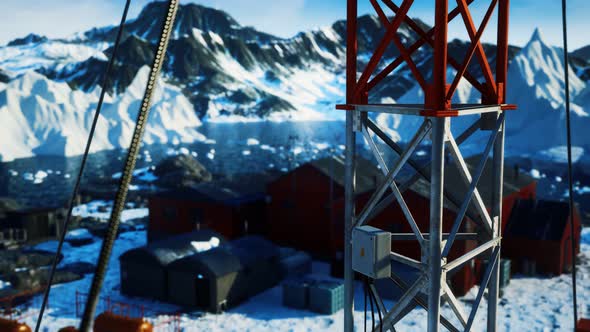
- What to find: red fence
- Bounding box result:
[75,290,181,331]
[0,287,44,321]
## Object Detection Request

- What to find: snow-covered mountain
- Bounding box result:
[505,28,589,155]
[0,66,204,161]
[0,1,589,162]
[374,28,590,161]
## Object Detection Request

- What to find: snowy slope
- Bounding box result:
[0,66,205,161]
[14,226,590,331]
[0,39,108,77]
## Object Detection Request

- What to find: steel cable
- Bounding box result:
[78,1,179,330]
[33,1,131,330]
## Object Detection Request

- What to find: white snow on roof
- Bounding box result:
[191,237,221,252]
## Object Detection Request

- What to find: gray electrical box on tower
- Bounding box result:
[352,226,391,279]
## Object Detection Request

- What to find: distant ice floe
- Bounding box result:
[260,144,277,153]
[530,169,542,179]
[111,166,157,183]
[21,169,51,184]
[538,146,584,163]
[247,138,260,146]
[207,149,216,160]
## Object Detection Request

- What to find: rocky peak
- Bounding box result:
[7,33,48,47]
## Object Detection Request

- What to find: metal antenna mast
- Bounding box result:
[338,1,514,331]
[78,1,179,330]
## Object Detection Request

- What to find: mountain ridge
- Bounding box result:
[0,1,589,162]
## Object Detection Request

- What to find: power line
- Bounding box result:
[33,1,131,331]
[560,0,579,327]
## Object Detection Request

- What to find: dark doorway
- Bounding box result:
[195,277,210,308]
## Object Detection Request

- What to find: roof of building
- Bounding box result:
[308,156,382,194]
[152,173,279,205]
[408,155,536,214]
[505,199,570,241]
[167,235,280,278]
[168,246,241,278]
[120,229,227,267]
[230,235,280,264]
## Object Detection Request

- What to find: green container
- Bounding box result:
[282,279,311,309]
[308,281,344,315]
[481,259,511,289]
[499,259,511,288]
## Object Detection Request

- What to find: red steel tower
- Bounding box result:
[339,1,515,331]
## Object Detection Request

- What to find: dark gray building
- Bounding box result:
[3,206,65,243]
[166,236,282,312]
[119,229,226,300]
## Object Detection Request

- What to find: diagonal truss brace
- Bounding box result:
[383,273,461,332]
[442,113,504,257]
[354,120,431,235]
[374,275,427,332]
[365,118,485,233]
[465,246,500,331]
[442,282,468,328]
[360,118,430,246]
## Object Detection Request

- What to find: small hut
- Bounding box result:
[119,229,226,301]
[3,206,66,243]
[166,236,281,312]
[503,199,582,275]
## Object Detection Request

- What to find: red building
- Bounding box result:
[266,157,378,258]
[267,155,537,296]
[503,199,582,275]
[148,177,269,243]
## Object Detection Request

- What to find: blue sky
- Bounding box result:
[1,0,589,49]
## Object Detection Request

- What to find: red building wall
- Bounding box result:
[267,166,541,294]
[267,165,344,258]
[267,167,481,295]
[561,207,582,272]
[502,203,581,276]
[501,181,537,232]
[148,197,237,242]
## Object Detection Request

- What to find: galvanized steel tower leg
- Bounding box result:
[428,117,447,332]
[487,114,505,331]
[344,111,356,332]
[344,1,357,331]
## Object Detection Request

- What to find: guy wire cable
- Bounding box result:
[368,281,383,332]
[33,1,131,330]
[561,0,579,327]
[364,281,368,332]
[367,278,375,331]
[79,1,179,330]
